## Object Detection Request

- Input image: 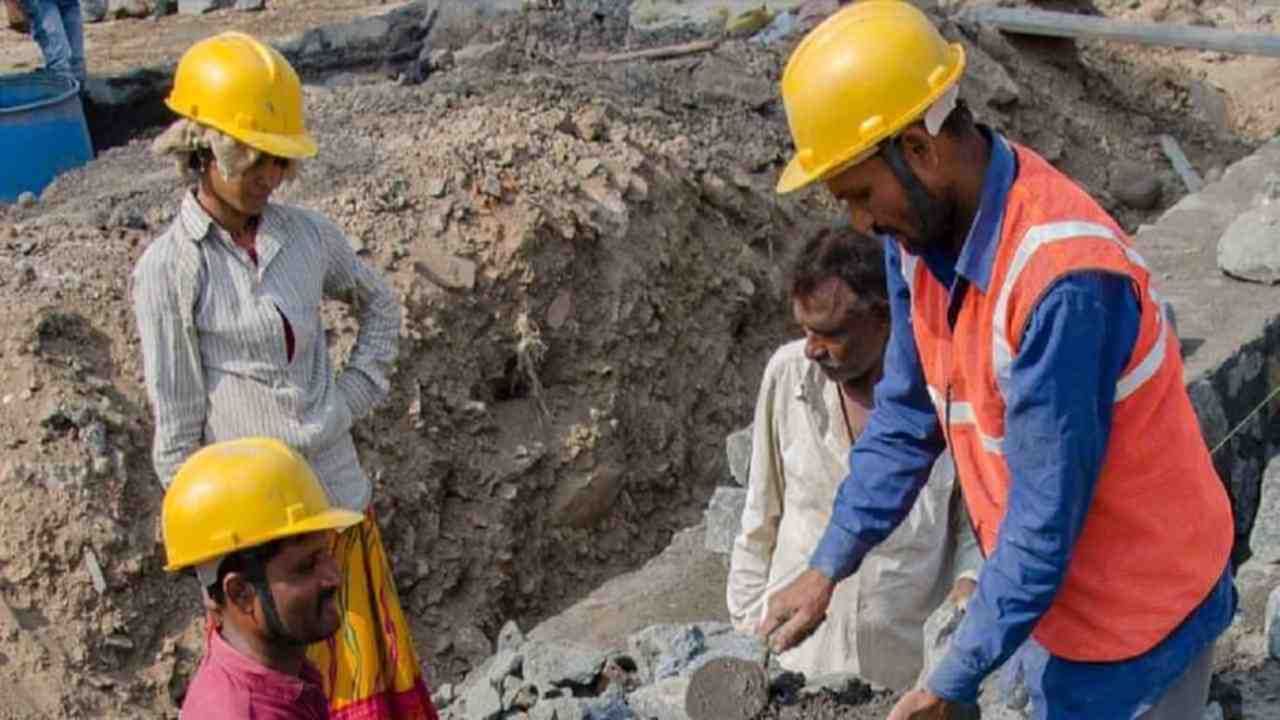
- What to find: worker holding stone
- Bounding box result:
[133,32,437,720]
[758,3,1235,719]
[727,224,982,691]
[162,438,364,720]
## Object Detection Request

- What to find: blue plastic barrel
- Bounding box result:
[0,73,94,202]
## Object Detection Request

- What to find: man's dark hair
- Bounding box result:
[940,98,975,138]
[205,538,287,606]
[787,224,889,317]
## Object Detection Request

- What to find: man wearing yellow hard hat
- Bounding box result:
[760,2,1234,718]
[163,438,365,719]
[133,33,437,720]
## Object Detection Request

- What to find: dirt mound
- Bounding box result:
[0,0,1269,716]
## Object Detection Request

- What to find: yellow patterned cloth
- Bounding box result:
[307,513,438,720]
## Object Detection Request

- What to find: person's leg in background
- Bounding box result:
[18,0,82,86]
[54,0,85,86]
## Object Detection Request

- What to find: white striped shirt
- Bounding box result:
[132,191,400,511]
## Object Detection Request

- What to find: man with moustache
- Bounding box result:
[161,438,365,719]
[759,2,1235,718]
[728,225,981,691]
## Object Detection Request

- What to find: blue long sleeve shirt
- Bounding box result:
[809,129,1235,716]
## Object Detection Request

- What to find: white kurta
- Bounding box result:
[727,339,982,690]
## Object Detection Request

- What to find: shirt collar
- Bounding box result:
[206,627,322,701]
[953,127,1016,292]
[176,190,273,249]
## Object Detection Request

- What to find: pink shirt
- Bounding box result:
[181,629,329,719]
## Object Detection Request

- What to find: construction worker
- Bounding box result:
[133,33,437,719]
[759,3,1235,719]
[162,438,366,719]
[728,224,981,690]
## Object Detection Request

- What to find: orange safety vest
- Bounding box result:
[904,141,1233,661]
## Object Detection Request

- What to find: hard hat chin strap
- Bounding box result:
[880,136,954,251]
[250,576,309,648]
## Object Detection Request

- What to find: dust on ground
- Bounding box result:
[0,0,1275,716]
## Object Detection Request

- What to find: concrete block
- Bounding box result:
[703,486,746,554]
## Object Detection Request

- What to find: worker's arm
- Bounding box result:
[926,272,1140,703]
[808,240,947,583]
[314,212,402,420]
[132,244,208,486]
[727,351,788,631]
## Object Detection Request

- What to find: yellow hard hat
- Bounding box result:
[162,437,362,573]
[776,0,965,194]
[166,32,318,160]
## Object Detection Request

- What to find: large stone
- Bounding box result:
[498,619,526,653]
[454,40,508,70]
[585,694,635,720]
[460,675,503,720]
[530,697,588,720]
[1248,456,1280,562]
[1218,204,1280,284]
[690,55,774,110]
[1190,80,1231,134]
[703,486,746,554]
[1109,161,1163,211]
[725,426,751,486]
[958,39,1020,112]
[627,677,690,720]
[523,640,607,691]
[177,0,230,14]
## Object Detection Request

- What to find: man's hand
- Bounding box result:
[887,689,954,719]
[945,577,977,607]
[755,568,835,652]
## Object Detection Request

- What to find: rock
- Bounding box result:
[432,683,455,708]
[1109,161,1163,211]
[177,0,230,13]
[550,464,625,528]
[411,249,476,291]
[82,0,108,22]
[703,486,746,554]
[725,427,751,486]
[454,40,508,69]
[17,192,36,208]
[1204,702,1225,720]
[546,290,574,330]
[234,0,264,10]
[585,694,634,720]
[1266,585,1280,660]
[455,624,494,665]
[1257,172,1280,205]
[1189,80,1231,134]
[460,675,503,720]
[429,48,455,72]
[959,40,1020,110]
[522,640,606,691]
[690,55,774,110]
[107,0,150,18]
[627,676,690,720]
[497,620,526,653]
[83,547,107,594]
[1249,456,1280,562]
[653,626,706,680]
[573,106,609,143]
[530,697,588,720]
[1218,204,1280,284]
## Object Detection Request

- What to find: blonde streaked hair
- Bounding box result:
[151,118,302,184]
